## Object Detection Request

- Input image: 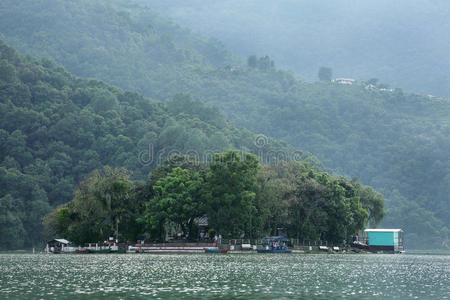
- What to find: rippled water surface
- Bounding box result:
[0,253,449,299]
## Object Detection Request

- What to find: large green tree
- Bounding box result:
[206,151,260,238]
[43,167,134,245]
[145,167,205,241]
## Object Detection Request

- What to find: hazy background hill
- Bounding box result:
[0,0,449,248]
[0,0,236,100]
[149,0,450,98]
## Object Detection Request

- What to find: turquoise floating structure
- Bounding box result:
[364,229,404,253]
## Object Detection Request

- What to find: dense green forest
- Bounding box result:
[0,0,449,248]
[0,39,317,249]
[44,153,383,246]
[150,0,450,98]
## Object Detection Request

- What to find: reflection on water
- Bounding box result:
[0,253,449,299]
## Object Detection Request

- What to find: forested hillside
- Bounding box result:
[0,0,449,248]
[149,0,450,98]
[0,39,316,249]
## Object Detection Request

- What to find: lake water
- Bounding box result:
[0,253,449,299]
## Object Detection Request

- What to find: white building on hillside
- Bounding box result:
[334,78,356,85]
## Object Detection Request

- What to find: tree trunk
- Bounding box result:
[115,215,119,241]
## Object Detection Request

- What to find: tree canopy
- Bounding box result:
[44,153,384,245]
[318,67,332,82]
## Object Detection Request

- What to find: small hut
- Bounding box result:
[46,239,71,253]
[364,229,404,252]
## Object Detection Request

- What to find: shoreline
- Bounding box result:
[3,249,450,256]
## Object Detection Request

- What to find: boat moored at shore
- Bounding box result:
[256,236,292,253]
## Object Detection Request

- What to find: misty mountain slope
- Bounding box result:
[0,0,449,248]
[149,0,450,98]
[0,39,316,249]
[0,0,235,100]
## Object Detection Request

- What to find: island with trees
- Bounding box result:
[43,152,384,247]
